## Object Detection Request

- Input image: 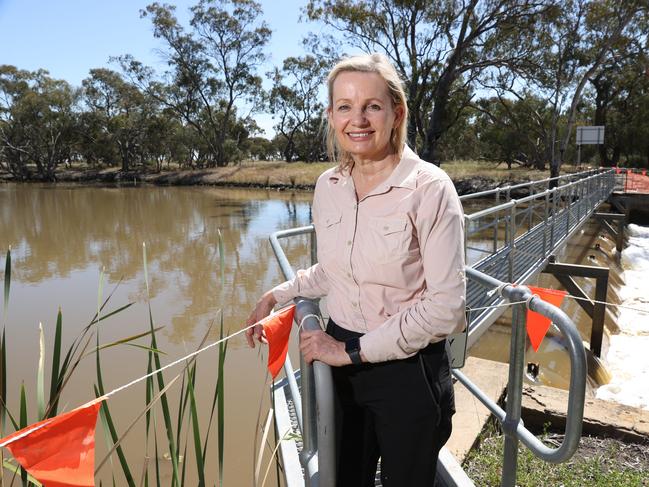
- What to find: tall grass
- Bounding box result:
[0,230,234,486]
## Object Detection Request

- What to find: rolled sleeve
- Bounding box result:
[271,263,331,305]
[360,178,467,362]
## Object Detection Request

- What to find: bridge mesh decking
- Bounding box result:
[465,173,614,339]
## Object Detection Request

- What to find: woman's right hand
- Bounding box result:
[245,290,278,348]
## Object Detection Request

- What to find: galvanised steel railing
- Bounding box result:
[270,227,335,487]
[459,268,586,486]
[461,169,616,347]
[269,168,615,487]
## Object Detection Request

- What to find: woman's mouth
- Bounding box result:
[347,131,373,140]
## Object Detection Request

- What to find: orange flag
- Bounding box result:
[526,286,567,352]
[0,397,104,487]
[260,305,296,378]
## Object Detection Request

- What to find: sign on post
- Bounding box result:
[575,125,605,166]
[576,126,605,145]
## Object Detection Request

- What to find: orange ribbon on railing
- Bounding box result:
[260,305,296,378]
[526,286,567,352]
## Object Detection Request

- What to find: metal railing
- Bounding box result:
[459,268,586,486]
[461,169,615,346]
[270,226,335,487]
[269,168,614,487]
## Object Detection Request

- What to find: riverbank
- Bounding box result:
[0,160,575,196]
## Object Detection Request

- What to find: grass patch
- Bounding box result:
[463,419,649,486]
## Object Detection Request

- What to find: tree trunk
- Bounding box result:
[421,76,452,166]
[421,54,460,166]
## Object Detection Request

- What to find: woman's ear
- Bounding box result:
[393,104,405,128]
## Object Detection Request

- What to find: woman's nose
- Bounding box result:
[350,107,369,125]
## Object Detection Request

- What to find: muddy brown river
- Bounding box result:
[0,182,617,485]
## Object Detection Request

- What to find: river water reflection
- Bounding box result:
[0,183,317,485]
[0,182,619,484]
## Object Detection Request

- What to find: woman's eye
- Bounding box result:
[337,104,350,111]
[368,104,382,111]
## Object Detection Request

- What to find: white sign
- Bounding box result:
[576,126,605,145]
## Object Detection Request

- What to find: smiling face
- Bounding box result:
[328,71,404,164]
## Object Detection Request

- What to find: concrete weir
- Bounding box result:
[521,384,649,443]
[446,357,509,463]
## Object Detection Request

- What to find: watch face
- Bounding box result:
[345,337,360,353]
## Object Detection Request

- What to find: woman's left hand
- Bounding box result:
[299,330,351,366]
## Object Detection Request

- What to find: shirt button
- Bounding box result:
[383,225,389,231]
[347,272,352,278]
[352,301,358,307]
[347,240,352,246]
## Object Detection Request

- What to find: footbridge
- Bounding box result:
[267,168,632,486]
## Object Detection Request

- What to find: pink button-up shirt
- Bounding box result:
[272,146,466,362]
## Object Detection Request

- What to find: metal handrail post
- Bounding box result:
[269,226,336,487]
[508,202,516,282]
[300,350,318,484]
[494,189,500,254]
[462,268,587,466]
[501,291,528,487]
[310,230,317,266]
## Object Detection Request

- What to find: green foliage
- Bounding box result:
[267,54,331,162]
[1,1,649,174]
[0,66,79,180]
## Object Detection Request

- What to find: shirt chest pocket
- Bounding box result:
[368,216,414,262]
[316,211,342,261]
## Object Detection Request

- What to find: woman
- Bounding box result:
[246,53,466,486]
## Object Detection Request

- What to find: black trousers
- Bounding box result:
[327,319,455,487]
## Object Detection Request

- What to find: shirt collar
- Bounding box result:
[327,145,420,192]
[384,145,419,190]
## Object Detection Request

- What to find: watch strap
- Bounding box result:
[345,337,362,365]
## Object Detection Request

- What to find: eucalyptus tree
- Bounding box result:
[589,56,649,166]
[305,0,552,165]
[267,54,330,162]
[81,68,158,171]
[589,24,649,166]
[472,94,554,169]
[119,0,270,167]
[524,0,648,178]
[0,66,79,180]
[0,65,32,179]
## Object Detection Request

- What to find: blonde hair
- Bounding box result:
[325,53,409,171]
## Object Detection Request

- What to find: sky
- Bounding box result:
[0,0,336,135]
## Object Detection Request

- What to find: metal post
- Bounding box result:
[528,186,535,231]
[310,230,317,266]
[501,292,528,487]
[576,182,581,222]
[464,215,470,264]
[508,202,516,282]
[300,354,318,487]
[577,143,581,168]
[550,189,556,250]
[543,191,549,257]
[592,274,608,358]
[494,189,501,254]
[565,186,570,238]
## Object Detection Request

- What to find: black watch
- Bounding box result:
[345,337,362,365]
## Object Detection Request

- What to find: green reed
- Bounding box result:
[0,230,234,486]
